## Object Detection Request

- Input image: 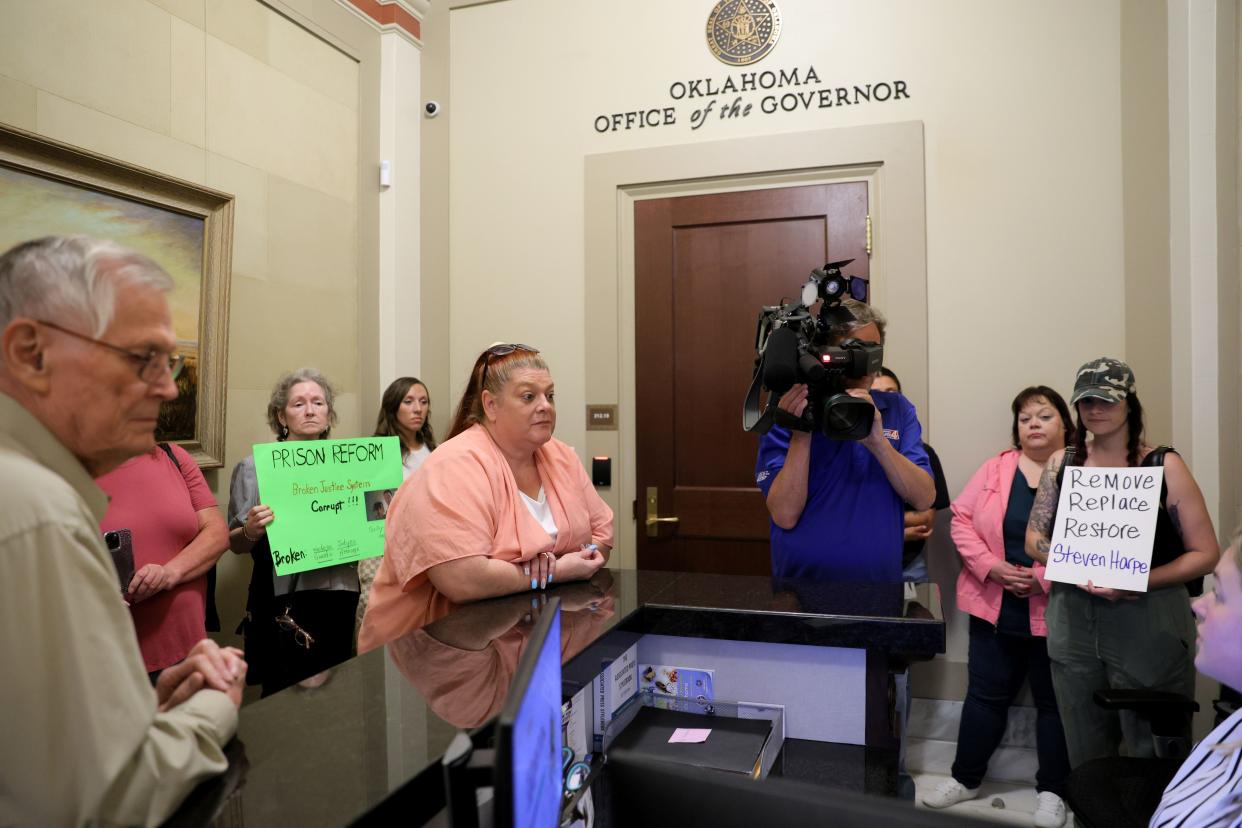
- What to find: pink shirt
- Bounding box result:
[97,444,217,671]
[359,425,614,651]
[950,448,1051,636]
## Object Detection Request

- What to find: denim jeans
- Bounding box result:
[902,552,929,584]
[951,616,1071,796]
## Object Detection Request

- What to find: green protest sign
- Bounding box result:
[253,436,404,576]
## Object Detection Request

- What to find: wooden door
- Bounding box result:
[635,183,869,574]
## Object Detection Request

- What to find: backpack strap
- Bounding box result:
[1142,446,1174,467]
[1141,445,1175,506]
[155,441,223,628]
[1047,446,1081,530]
[157,442,182,471]
[1054,446,1080,489]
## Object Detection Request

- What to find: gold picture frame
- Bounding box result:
[0,124,234,468]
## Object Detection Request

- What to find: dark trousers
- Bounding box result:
[1045,584,1194,768]
[260,589,359,698]
[951,616,1071,796]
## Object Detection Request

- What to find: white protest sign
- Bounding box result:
[1044,466,1164,592]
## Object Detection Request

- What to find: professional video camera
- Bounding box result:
[742,260,883,440]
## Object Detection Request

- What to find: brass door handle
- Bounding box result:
[645,486,680,538]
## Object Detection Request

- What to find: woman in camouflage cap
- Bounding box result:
[1025,357,1219,773]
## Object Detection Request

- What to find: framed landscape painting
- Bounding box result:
[0,124,234,468]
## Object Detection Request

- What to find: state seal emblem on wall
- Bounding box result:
[706,0,782,66]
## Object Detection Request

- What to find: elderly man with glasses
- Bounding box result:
[0,236,246,826]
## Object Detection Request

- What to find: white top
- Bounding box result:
[519,486,558,542]
[1150,707,1242,827]
[402,444,431,480]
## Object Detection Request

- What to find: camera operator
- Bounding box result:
[756,299,935,583]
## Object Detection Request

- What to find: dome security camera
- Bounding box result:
[424,101,442,118]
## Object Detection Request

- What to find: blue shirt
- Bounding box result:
[754,390,932,583]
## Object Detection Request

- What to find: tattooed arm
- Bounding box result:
[1025,449,1065,564]
[1146,451,1219,589]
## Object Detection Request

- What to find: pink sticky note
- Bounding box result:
[669,727,712,743]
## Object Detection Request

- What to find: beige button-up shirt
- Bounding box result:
[0,393,237,826]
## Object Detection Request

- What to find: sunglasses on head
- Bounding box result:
[485,343,538,359]
[481,343,539,386]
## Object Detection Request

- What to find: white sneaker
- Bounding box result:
[921,778,979,809]
[1033,791,1067,828]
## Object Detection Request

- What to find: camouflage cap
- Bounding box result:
[1070,357,1135,405]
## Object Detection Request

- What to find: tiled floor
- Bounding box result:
[906,698,1075,826]
[912,772,1074,827]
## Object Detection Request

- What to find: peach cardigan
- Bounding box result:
[358,425,613,651]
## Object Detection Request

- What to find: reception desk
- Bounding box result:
[169,568,944,826]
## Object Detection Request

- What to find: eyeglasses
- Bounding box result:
[38,319,184,383]
[480,343,539,387]
[275,608,315,649]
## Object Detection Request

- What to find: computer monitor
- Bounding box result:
[492,598,563,828]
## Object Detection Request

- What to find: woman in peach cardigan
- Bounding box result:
[359,344,613,650]
[921,386,1075,828]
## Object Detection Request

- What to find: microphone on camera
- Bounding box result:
[761,326,800,393]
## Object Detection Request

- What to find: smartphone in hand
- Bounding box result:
[104,529,134,595]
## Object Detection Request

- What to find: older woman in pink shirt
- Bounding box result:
[922,386,1075,828]
[359,344,613,650]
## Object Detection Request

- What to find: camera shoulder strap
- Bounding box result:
[743,353,775,433]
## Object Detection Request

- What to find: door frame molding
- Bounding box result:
[585,121,928,568]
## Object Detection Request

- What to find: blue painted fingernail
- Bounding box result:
[548,572,554,583]
[531,579,538,590]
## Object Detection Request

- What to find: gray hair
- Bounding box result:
[266,367,339,439]
[825,298,887,344]
[0,236,174,338]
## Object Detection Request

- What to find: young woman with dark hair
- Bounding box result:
[359,378,439,630]
[1025,358,1219,773]
[373,377,437,479]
